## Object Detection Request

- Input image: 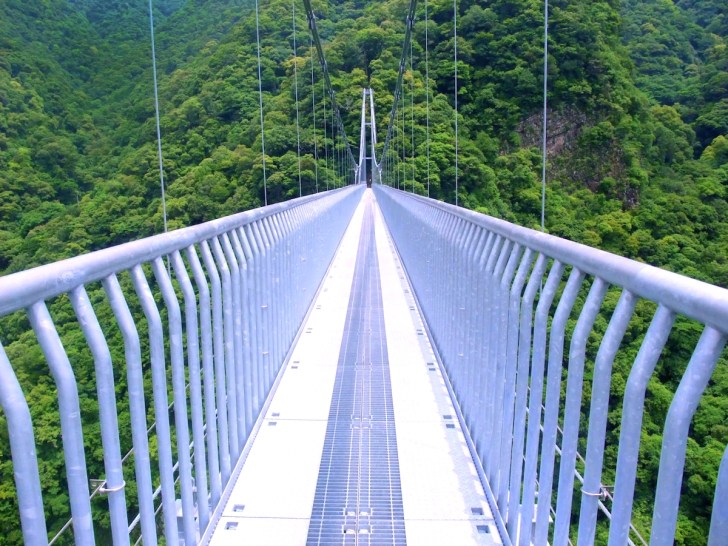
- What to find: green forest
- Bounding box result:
[0,0,726,544]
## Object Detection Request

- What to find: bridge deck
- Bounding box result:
[206,190,502,545]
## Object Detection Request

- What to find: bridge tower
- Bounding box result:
[357,88,379,187]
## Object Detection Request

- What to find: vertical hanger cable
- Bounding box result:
[292,0,302,196]
[148,0,168,232]
[254,0,268,205]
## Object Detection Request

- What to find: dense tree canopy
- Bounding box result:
[0,0,726,544]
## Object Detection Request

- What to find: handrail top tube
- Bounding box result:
[0,187,356,316]
[382,187,728,333]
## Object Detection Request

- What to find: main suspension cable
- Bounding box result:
[302,0,356,172]
[381,0,418,162]
[254,0,268,205]
[148,0,168,233]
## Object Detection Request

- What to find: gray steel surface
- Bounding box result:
[374,185,728,546]
[0,187,363,546]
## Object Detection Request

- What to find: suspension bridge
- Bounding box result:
[1,1,728,546]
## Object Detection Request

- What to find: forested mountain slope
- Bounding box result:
[1,0,726,284]
[0,0,726,544]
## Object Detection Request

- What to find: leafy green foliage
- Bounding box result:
[0,0,726,544]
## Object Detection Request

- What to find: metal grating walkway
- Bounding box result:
[207,190,502,546]
[306,199,405,545]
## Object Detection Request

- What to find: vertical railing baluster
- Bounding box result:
[280,211,296,350]
[244,224,266,411]
[238,227,262,416]
[245,223,264,392]
[459,227,481,404]
[553,278,609,545]
[466,231,494,432]
[129,265,179,546]
[151,257,196,546]
[252,222,272,390]
[526,264,576,546]
[464,228,487,404]
[210,237,240,456]
[476,235,503,457]
[229,230,255,432]
[261,218,276,377]
[200,241,232,483]
[709,444,728,546]
[170,250,211,531]
[0,343,47,546]
[258,218,275,371]
[483,239,512,472]
[103,274,157,545]
[651,327,726,544]
[69,286,129,546]
[221,234,247,445]
[608,305,675,545]
[507,254,549,536]
[28,301,95,546]
[263,217,283,370]
[186,245,222,507]
[496,248,534,514]
[491,243,523,491]
[577,289,637,545]
[454,223,476,378]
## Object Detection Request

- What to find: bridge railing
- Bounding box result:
[0,186,363,546]
[375,185,728,546]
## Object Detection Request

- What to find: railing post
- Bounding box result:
[200,240,232,483]
[171,250,212,531]
[496,248,535,513]
[577,290,637,545]
[130,265,179,546]
[186,245,223,509]
[650,327,727,544]
[152,257,197,546]
[28,301,96,546]
[103,274,158,545]
[0,344,47,546]
[709,444,728,546]
[506,254,549,536]
[608,305,675,545]
[69,286,129,546]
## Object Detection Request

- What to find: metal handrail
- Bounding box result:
[375,184,727,546]
[0,186,363,546]
[0,191,342,316]
[389,191,728,330]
